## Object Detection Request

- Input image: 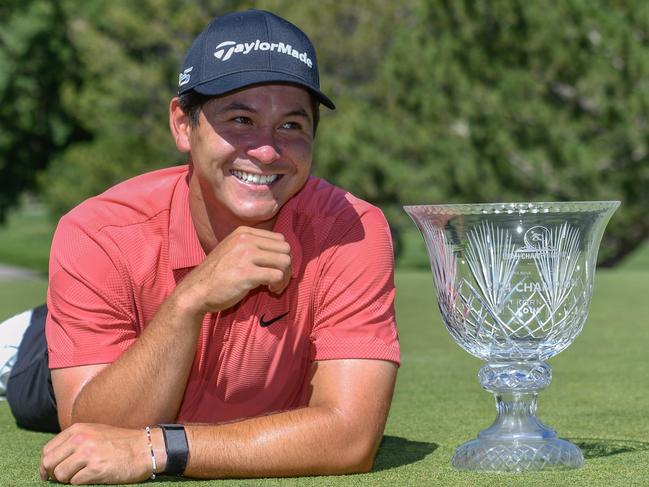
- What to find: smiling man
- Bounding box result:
[8,9,399,484]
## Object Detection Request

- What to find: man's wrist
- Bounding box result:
[163,289,206,324]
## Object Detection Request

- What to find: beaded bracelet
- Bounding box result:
[145,426,157,480]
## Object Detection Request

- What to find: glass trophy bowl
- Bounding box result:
[404,201,619,472]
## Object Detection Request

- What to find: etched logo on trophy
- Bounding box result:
[523,225,552,250]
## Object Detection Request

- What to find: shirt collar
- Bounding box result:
[169,170,206,270]
[272,195,303,279]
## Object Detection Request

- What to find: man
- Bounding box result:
[4,9,399,484]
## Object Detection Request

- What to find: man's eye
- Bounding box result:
[281,121,301,130]
[233,116,252,125]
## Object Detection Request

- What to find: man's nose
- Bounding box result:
[247,135,281,165]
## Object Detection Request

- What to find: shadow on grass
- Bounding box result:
[373,435,438,471]
[569,437,649,459]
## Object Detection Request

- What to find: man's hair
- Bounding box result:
[177,89,321,135]
[177,90,213,127]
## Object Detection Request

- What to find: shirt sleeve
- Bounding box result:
[310,205,400,365]
[46,215,139,369]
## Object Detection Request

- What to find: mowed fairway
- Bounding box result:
[0,268,647,486]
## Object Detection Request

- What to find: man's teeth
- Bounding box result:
[231,170,279,185]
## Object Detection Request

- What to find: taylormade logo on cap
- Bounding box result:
[213,40,314,68]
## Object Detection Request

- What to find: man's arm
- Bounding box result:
[51,295,203,429]
[52,226,293,429]
[185,359,397,478]
[40,358,397,484]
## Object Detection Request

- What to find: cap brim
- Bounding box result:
[190,71,335,110]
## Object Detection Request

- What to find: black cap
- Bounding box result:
[178,9,335,110]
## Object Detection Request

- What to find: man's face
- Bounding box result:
[186,84,314,231]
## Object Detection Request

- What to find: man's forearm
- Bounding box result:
[183,405,380,478]
[67,296,203,428]
[41,360,397,483]
[180,360,397,478]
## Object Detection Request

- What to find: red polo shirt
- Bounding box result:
[46,165,399,423]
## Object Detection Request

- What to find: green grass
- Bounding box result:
[1,269,648,486]
[0,279,48,322]
[618,239,649,271]
[0,200,54,274]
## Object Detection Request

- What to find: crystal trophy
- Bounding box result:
[404,201,619,471]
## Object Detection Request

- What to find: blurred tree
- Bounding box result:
[41,0,263,217]
[312,0,649,265]
[0,0,87,223]
[4,0,647,266]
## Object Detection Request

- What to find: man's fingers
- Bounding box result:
[40,424,95,483]
[41,434,73,480]
[251,250,292,294]
[252,249,292,271]
[51,454,88,484]
[232,226,289,244]
[41,426,72,455]
[41,446,87,484]
[230,229,290,254]
[257,237,291,254]
[268,275,290,295]
[267,254,292,294]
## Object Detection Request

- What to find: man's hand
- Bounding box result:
[39,423,157,484]
[174,226,292,316]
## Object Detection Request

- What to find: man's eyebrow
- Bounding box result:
[285,108,311,119]
[218,102,257,113]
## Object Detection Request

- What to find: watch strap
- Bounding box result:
[158,424,188,476]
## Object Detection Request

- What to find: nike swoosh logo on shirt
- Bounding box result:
[259,312,289,327]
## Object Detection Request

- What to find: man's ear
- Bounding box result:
[169,97,192,153]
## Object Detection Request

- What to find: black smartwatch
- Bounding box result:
[158,424,189,476]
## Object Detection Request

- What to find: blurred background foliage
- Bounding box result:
[1,0,648,266]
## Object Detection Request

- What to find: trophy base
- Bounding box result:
[451,437,584,472]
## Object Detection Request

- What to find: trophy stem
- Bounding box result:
[451,361,584,472]
[478,392,554,441]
